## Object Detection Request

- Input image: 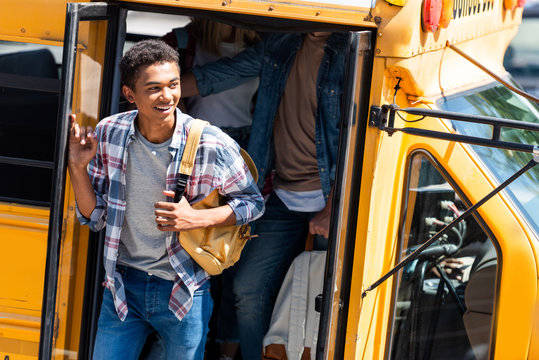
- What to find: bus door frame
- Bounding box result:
[40,3,126,358]
[318,30,374,359]
[43,3,376,357]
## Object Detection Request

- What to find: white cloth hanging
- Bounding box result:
[263,250,327,360]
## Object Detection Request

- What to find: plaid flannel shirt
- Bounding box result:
[76,109,264,321]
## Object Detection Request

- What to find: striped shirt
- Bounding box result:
[76,109,264,321]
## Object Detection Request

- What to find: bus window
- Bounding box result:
[0,41,62,205]
[438,82,539,235]
[389,152,497,360]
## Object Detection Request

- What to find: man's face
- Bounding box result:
[123,61,181,126]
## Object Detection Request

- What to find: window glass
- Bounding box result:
[438,83,539,238]
[504,5,539,97]
[389,153,497,360]
[0,41,62,205]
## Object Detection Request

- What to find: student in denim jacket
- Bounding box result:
[182,32,349,359]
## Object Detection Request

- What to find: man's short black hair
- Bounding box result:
[120,39,180,89]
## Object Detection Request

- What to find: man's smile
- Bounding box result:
[155,104,174,112]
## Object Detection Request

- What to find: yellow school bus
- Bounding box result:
[0,0,538,358]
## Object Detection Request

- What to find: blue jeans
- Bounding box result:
[212,266,240,343]
[93,265,213,360]
[233,192,327,359]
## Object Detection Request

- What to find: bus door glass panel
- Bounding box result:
[389,152,497,360]
[52,20,108,358]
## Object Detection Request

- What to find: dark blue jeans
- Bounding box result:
[212,265,240,343]
[233,192,326,359]
[93,265,213,360]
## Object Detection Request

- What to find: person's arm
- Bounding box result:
[155,191,236,231]
[309,186,334,239]
[154,139,264,232]
[68,114,109,231]
[68,114,97,218]
[185,38,265,98]
[215,143,265,226]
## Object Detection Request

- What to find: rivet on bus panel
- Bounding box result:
[268,5,274,11]
[316,11,321,16]
[20,28,26,33]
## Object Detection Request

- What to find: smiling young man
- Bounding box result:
[68,39,264,360]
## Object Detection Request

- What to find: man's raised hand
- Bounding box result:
[68,114,97,170]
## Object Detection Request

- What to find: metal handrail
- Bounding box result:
[370,104,539,154]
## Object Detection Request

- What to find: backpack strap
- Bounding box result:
[174,119,209,202]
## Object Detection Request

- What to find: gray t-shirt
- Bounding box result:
[117,128,176,281]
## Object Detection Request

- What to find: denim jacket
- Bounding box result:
[192,32,349,200]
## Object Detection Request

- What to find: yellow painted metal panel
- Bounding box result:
[0,0,76,45]
[0,351,37,360]
[0,336,38,356]
[0,204,48,350]
[380,30,517,101]
[117,0,376,27]
[373,0,523,59]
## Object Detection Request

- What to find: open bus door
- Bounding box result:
[318,30,373,360]
[42,2,377,357]
[40,3,126,358]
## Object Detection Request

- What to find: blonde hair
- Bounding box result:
[191,18,259,57]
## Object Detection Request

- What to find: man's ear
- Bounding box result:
[122,85,135,103]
